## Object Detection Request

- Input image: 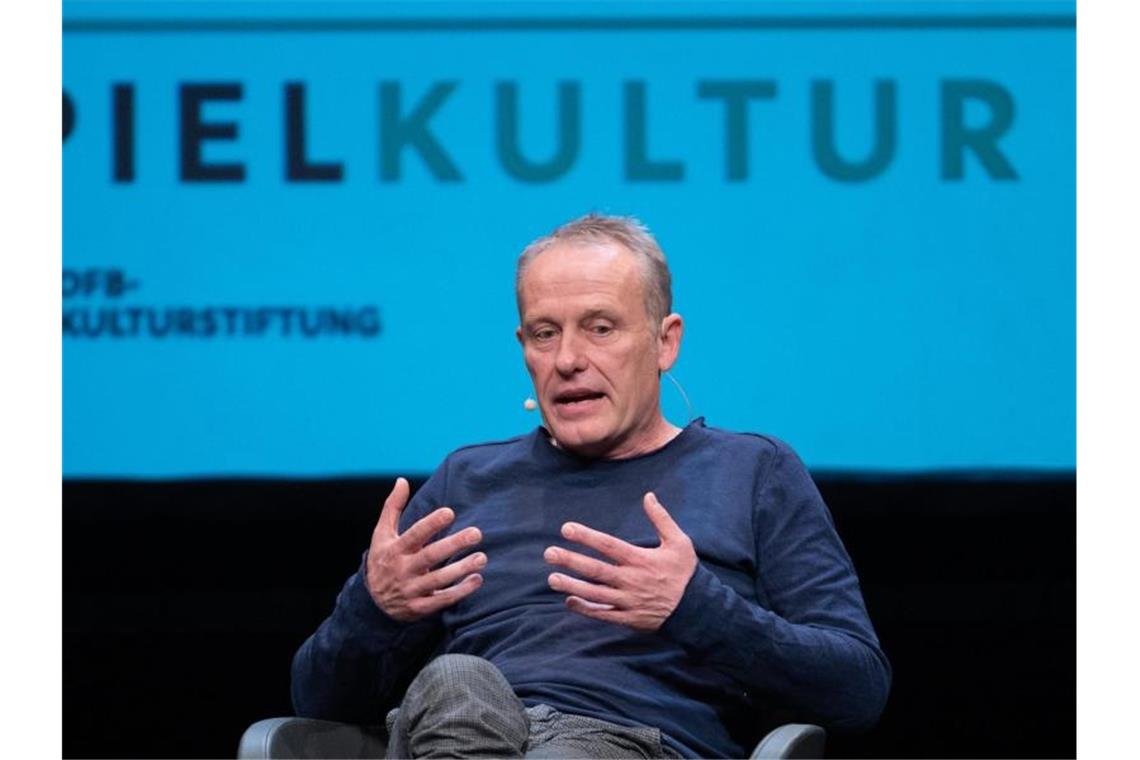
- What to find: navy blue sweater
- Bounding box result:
[292,420,890,757]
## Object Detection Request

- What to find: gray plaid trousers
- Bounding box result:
[385,654,681,758]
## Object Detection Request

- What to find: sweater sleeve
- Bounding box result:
[290,470,449,723]
[659,442,891,731]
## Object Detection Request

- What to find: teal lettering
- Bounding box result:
[380,81,462,182]
[623,81,683,182]
[495,81,580,183]
[940,79,1018,180]
[811,80,897,182]
[696,80,777,181]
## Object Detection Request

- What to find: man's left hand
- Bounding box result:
[544,492,698,632]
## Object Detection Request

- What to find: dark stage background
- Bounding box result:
[63,474,1074,758]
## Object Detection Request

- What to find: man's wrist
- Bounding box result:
[657,563,722,647]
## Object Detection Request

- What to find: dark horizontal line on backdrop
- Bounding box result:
[62,470,1077,485]
[62,15,1076,34]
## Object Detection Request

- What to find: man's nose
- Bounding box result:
[554,331,588,375]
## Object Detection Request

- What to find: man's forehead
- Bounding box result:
[522,241,640,285]
[517,240,651,324]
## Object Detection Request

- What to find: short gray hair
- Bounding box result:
[515,213,673,326]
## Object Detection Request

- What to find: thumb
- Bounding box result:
[642,491,682,542]
[377,477,411,535]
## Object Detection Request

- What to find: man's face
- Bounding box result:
[516,241,681,459]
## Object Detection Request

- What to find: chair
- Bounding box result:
[237,717,825,759]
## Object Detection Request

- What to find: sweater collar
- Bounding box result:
[531,417,707,468]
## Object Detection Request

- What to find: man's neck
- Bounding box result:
[619,417,683,459]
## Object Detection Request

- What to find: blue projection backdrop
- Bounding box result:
[63,1,1075,477]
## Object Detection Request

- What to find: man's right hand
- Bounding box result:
[365,477,485,621]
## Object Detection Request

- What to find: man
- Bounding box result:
[292,214,890,758]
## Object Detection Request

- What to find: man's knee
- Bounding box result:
[402,654,525,724]
[392,655,529,757]
[407,654,513,700]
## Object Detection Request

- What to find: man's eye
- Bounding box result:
[591,324,614,336]
[533,329,556,341]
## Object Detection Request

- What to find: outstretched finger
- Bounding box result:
[642,492,684,543]
[415,527,483,572]
[548,573,624,607]
[376,477,411,536]
[544,546,621,586]
[410,552,487,596]
[561,522,639,563]
[416,573,484,615]
[565,596,624,622]
[399,507,456,552]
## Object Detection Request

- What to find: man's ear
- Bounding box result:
[657,313,684,372]
[515,326,524,346]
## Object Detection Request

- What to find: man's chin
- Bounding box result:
[547,423,612,458]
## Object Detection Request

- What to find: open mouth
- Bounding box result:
[554,390,606,407]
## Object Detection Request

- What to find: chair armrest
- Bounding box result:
[237,717,388,759]
[750,723,827,759]
[237,716,820,759]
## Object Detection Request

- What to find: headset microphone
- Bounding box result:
[523,398,538,411]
